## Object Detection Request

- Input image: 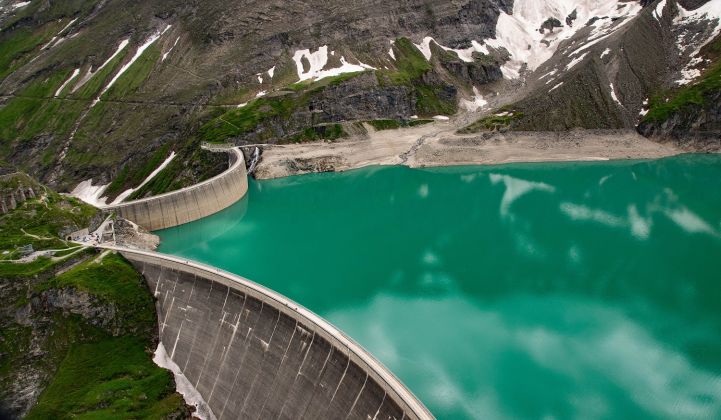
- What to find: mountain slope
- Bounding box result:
[0,0,719,202]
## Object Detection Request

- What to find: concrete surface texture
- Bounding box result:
[107,148,248,231]
[114,247,433,420]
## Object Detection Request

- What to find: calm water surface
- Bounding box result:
[158,154,721,419]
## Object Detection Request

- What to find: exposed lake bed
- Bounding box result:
[159,154,721,419]
[253,128,681,180]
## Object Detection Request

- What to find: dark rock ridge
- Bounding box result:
[482,0,721,142]
[307,73,418,125]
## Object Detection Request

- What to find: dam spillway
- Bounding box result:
[119,248,432,420]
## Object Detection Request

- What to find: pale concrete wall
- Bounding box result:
[107,148,248,231]
[114,247,434,420]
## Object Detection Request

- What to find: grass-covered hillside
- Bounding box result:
[0,173,189,419]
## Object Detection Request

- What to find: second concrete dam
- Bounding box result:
[107,146,248,231]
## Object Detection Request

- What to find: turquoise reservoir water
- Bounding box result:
[158,154,721,419]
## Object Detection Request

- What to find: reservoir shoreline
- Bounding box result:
[253,128,685,180]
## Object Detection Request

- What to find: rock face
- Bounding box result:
[0,250,192,419]
[0,0,509,192]
[307,73,417,123]
[637,89,721,151]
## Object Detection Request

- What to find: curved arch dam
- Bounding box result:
[107,146,248,231]
[111,247,432,420]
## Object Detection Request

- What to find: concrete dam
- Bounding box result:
[117,247,433,420]
[107,146,248,231]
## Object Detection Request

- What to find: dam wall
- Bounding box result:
[115,247,433,420]
[107,147,248,231]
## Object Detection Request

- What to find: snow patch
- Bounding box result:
[72,39,129,93]
[293,46,330,80]
[267,66,275,78]
[41,18,78,50]
[57,17,77,35]
[257,73,263,83]
[54,68,80,97]
[11,1,30,10]
[433,115,450,121]
[566,52,588,70]
[674,1,721,85]
[255,90,267,98]
[654,0,667,21]
[94,25,171,105]
[292,46,375,81]
[98,39,130,72]
[540,69,557,80]
[71,179,109,208]
[482,0,641,78]
[460,86,488,111]
[153,343,217,420]
[411,36,479,64]
[110,151,175,204]
[609,83,623,106]
[162,36,180,61]
[600,48,611,58]
[413,37,434,60]
[549,82,563,92]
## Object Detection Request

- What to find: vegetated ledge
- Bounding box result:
[637,34,721,151]
[457,108,525,134]
[364,119,435,131]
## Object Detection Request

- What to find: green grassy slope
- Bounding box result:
[0,173,189,418]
